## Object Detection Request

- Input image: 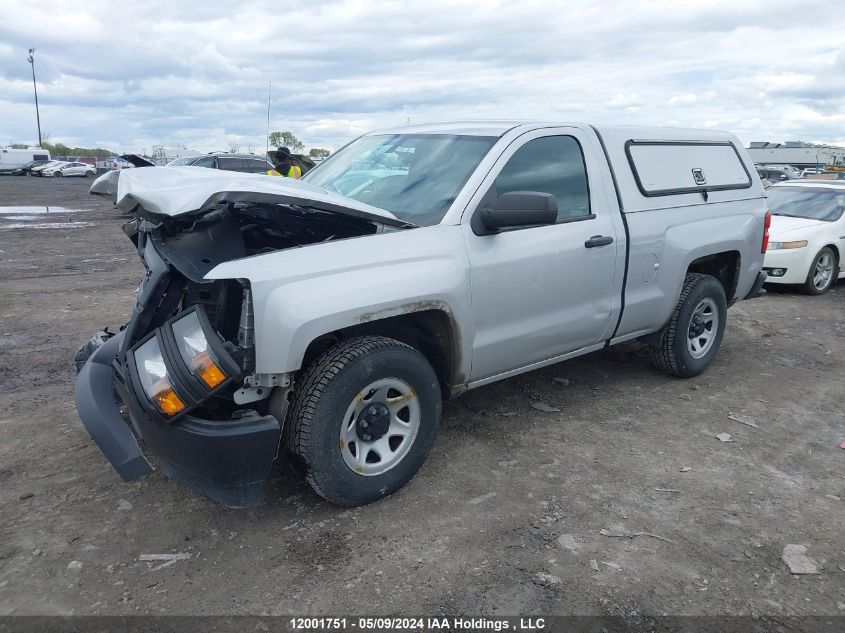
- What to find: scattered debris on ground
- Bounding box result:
[781,544,820,575]
[557,534,579,553]
[728,413,760,429]
[599,526,673,544]
[716,432,733,442]
[533,572,562,587]
[530,401,560,413]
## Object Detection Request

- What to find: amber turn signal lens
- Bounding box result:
[191,351,227,388]
[150,379,187,416]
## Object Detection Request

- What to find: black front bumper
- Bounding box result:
[75,331,281,507]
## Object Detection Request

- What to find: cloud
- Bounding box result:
[0,0,843,152]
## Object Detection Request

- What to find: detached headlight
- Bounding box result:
[171,311,228,389]
[132,336,187,417]
[768,240,808,250]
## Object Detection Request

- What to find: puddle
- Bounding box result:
[0,222,92,231]
[0,206,83,214]
[0,206,92,230]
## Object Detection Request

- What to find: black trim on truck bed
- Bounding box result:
[589,125,630,343]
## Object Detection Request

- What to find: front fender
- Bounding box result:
[205,224,472,376]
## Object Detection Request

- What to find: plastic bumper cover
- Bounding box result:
[74,331,281,507]
[74,332,153,480]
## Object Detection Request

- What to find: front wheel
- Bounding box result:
[287,336,442,506]
[650,273,727,378]
[54,171,63,178]
[803,247,836,295]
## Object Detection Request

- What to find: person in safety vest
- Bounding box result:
[276,147,302,179]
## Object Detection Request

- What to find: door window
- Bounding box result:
[244,159,271,173]
[216,157,245,171]
[495,136,590,222]
[192,156,216,168]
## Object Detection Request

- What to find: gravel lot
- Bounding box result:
[1,176,844,618]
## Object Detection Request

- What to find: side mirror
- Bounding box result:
[474,191,558,235]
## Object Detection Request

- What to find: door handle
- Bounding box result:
[584,235,613,248]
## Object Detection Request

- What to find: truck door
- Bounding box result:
[463,129,622,382]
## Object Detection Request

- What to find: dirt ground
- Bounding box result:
[0,176,843,618]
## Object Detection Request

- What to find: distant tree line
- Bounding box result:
[8,140,116,157]
[41,142,116,158]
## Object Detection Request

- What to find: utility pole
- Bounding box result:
[265,80,271,156]
[26,48,43,147]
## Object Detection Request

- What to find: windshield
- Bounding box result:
[767,186,845,222]
[304,134,497,226]
[166,156,198,167]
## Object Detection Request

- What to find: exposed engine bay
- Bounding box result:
[116,201,385,420]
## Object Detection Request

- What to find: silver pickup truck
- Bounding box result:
[76,122,769,507]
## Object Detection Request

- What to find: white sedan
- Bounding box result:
[763,181,845,294]
[43,161,97,177]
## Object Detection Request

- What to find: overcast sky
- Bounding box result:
[1,0,844,153]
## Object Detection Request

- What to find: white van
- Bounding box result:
[0,148,52,174]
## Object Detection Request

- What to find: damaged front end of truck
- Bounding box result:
[74,168,410,506]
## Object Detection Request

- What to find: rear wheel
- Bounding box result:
[86,170,95,177]
[287,335,442,506]
[650,273,727,378]
[803,247,836,295]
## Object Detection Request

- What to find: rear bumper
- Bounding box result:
[74,331,281,507]
[743,270,768,299]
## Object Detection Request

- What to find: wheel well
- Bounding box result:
[301,309,461,397]
[687,251,740,302]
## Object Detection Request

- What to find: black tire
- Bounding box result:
[54,171,63,178]
[802,247,836,295]
[650,273,727,378]
[287,335,442,506]
[86,171,95,177]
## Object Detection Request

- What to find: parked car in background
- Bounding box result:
[757,165,800,182]
[91,153,281,198]
[166,153,277,174]
[43,161,97,178]
[804,171,845,181]
[10,159,53,176]
[801,168,823,177]
[76,121,768,508]
[763,181,845,294]
[31,160,68,176]
[0,147,51,174]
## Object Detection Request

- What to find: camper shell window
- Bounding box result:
[625,140,752,197]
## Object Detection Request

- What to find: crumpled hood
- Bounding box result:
[107,166,407,227]
[90,169,120,197]
[769,214,829,237]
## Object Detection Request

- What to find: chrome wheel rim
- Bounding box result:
[339,378,420,476]
[687,298,719,359]
[813,253,834,290]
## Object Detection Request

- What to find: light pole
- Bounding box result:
[26,48,43,148]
